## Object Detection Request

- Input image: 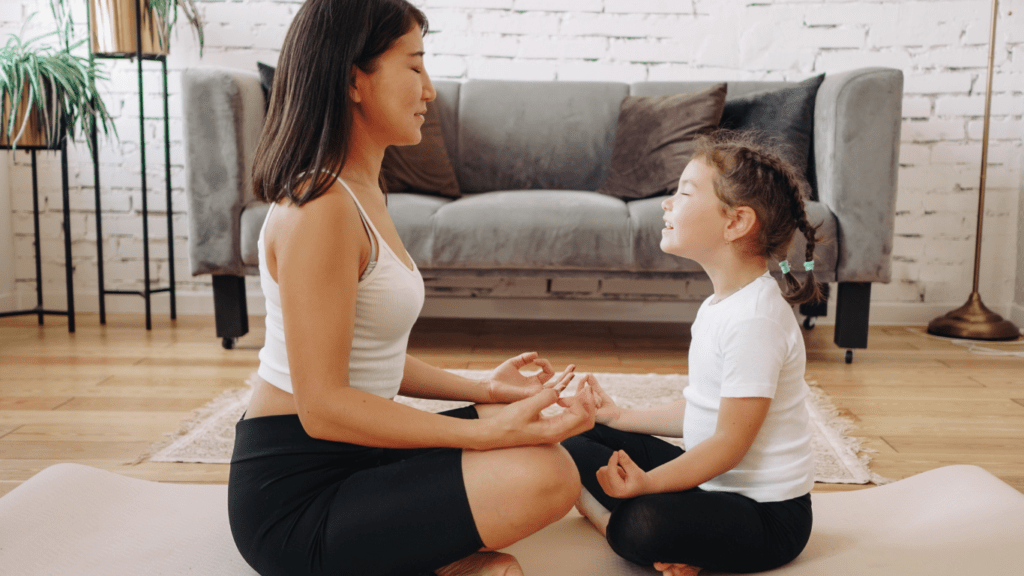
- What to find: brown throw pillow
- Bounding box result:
[382,101,460,199]
[597,83,727,200]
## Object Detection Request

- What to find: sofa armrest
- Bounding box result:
[182,67,266,277]
[814,67,903,283]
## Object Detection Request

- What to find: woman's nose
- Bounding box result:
[661,197,671,211]
[423,70,437,102]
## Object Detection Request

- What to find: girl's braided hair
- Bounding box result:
[693,130,825,306]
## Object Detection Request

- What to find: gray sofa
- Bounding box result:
[182,67,903,360]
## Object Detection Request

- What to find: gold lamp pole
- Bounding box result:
[927,0,1020,340]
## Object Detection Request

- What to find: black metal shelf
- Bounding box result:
[87,0,176,330]
[0,140,76,332]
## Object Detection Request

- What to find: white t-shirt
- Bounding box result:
[683,271,814,502]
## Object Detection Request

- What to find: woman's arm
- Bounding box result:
[596,396,772,498]
[275,190,594,450]
[399,352,565,405]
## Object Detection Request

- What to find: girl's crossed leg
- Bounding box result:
[563,425,812,574]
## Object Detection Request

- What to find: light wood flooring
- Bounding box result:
[1,312,1022,498]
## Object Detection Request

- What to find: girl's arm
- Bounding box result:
[583,374,686,437]
[276,191,595,450]
[596,396,771,498]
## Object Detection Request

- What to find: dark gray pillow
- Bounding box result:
[598,83,727,200]
[254,63,460,199]
[257,62,275,112]
[382,100,460,199]
[720,74,825,199]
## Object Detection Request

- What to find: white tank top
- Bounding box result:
[256,175,425,398]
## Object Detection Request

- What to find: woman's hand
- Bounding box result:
[482,380,596,449]
[653,562,702,576]
[596,450,656,499]
[484,352,571,404]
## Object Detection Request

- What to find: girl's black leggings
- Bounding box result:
[562,424,813,574]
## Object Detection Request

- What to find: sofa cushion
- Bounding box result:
[629,196,838,279]
[239,204,270,271]
[428,191,631,271]
[382,100,461,199]
[598,83,727,201]
[456,81,628,193]
[720,74,826,199]
[387,192,452,268]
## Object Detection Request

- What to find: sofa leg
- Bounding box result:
[213,275,249,348]
[834,282,871,357]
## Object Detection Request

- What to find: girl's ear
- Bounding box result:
[724,206,758,243]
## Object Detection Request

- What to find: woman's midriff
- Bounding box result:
[244,374,300,419]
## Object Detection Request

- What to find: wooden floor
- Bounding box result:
[1,312,1022,498]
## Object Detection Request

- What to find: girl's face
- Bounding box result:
[660,158,731,262]
[351,25,436,147]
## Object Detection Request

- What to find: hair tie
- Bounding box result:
[779,260,791,274]
[804,260,815,272]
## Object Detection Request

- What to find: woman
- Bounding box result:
[226,1,596,575]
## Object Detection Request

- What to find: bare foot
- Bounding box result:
[653,562,702,576]
[435,551,524,576]
[574,488,611,536]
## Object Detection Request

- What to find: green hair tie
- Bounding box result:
[804,260,815,272]
[779,260,791,274]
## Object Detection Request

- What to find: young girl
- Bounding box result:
[227,2,595,575]
[563,130,822,575]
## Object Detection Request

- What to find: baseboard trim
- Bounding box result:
[3,289,1020,333]
[1009,302,1024,332]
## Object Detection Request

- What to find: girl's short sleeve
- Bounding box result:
[719,317,791,398]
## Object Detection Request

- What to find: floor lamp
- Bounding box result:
[927,0,1020,340]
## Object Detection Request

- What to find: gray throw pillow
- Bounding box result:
[719,74,825,199]
[597,83,728,200]
[255,63,460,199]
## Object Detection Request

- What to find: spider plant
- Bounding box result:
[0,23,115,155]
[50,0,204,55]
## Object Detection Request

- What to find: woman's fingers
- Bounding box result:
[532,357,556,385]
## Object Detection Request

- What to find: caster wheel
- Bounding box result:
[803,316,816,330]
[222,337,237,350]
[845,350,853,364]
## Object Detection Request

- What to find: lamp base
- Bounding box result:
[927,292,1020,341]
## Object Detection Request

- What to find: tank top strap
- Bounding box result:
[323,171,378,281]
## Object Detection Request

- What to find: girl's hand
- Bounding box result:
[485,380,596,448]
[575,373,622,425]
[485,352,570,404]
[596,450,655,499]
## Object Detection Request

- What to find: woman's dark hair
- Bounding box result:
[693,130,825,306]
[252,0,428,206]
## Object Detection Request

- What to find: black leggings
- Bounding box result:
[562,425,812,574]
[228,406,483,576]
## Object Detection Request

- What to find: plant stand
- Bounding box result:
[0,141,76,332]
[88,0,176,330]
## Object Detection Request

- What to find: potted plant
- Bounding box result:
[0,24,115,154]
[50,0,204,56]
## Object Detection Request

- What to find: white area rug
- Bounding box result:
[139,370,882,484]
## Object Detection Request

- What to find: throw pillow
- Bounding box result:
[257,62,275,112]
[719,74,825,199]
[597,83,728,200]
[254,63,460,199]
[381,101,461,199]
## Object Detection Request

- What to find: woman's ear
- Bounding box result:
[724,206,758,243]
[349,66,363,103]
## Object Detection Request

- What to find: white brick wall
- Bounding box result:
[2,0,1022,325]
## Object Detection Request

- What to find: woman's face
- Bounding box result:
[660,158,730,262]
[351,25,436,147]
